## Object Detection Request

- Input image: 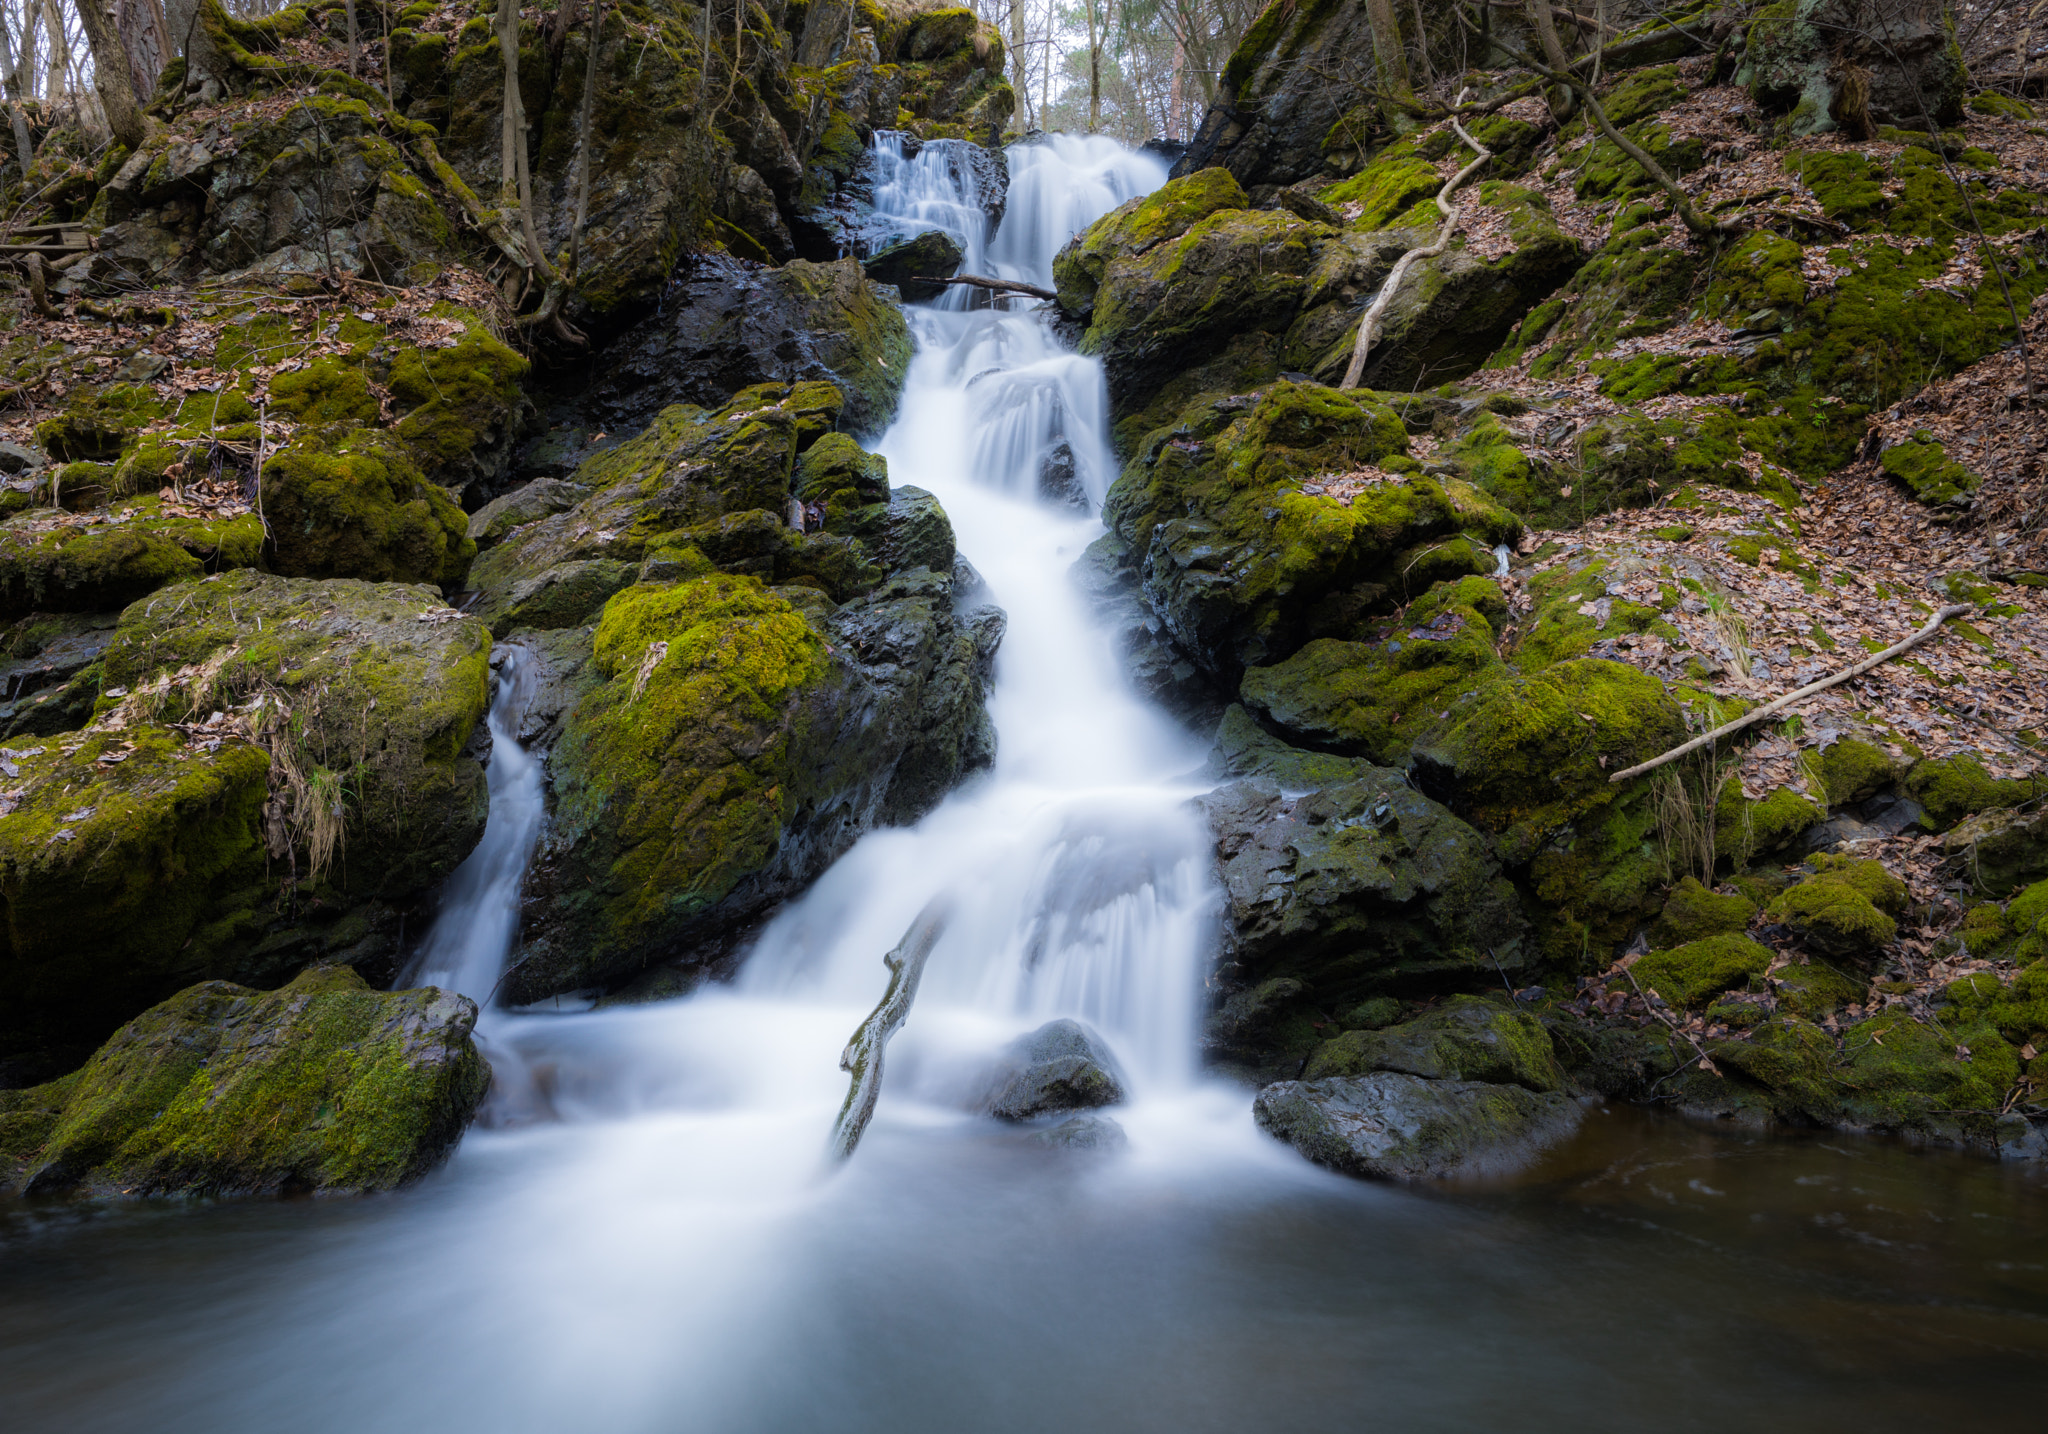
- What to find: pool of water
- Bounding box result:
[4,1100,2044,1433]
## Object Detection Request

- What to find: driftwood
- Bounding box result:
[828,895,952,1162]
[1608,603,1972,783]
[1339,96,1492,389]
[918,273,1058,301]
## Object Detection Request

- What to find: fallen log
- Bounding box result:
[917,273,1057,301]
[1608,603,1973,783]
[828,895,953,1161]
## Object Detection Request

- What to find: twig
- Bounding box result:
[924,273,1057,300]
[1610,604,1973,783]
[828,896,952,1162]
[1340,90,1492,389]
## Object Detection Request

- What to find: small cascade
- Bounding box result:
[865,132,1006,298]
[405,646,545,1006]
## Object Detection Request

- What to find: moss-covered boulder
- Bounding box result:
[9,966,486,1198]
[1254,1070,1582,1181]
[1303,994,1565,1091]
[1052,166,1249,318]
[1626,933,1776,1009]
[504,561,999,1002]
[1102,381,1514,680]
[0,570,492,1076]
[1880,435,1980,511]
[1649,876,1758,947]
[262,426,474,587]
[1766,855,1907,957]
[1744,0,1964,138]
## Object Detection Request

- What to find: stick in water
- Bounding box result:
[828,895,953,1162]
[1608,603,1972,783]
[917,273,1058,301]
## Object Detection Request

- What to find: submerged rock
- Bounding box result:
[1028,1114,1129,1152]
[1254,1071,1581,1181]
[6,966,487,1198]
[982,1019,1127,1120]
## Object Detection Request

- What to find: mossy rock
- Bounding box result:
[1303,994,1564,1092]
[1770,958,1866,1018]
[1880,436,1979,511]
[101,568,492,900]
[1103,382,1516,680]
[1626,932,1775,1009]
[1835,1009,2015,1145]
[33,383,165,462]
[15,966,486,1198]
[1714,782,1826,865]
[1238,574,1508,767]
[262,426,474,587]
[1052,166,1248,317]
[1411,657,1686,847]
[1648,876,1757,948]
[0,520,204,621]
[2009,879,2048,964]
[386,318,532,499]
[1905,752,2042,829]
[1810,736,1895,806]
[1766,856,1906,958]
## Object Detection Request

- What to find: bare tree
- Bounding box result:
[73,0,149,147]
[0,7,37,172]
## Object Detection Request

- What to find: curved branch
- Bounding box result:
[828,896,952,1162]
[1340,102,1492,390]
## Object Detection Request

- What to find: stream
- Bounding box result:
[3,135,2048,1433]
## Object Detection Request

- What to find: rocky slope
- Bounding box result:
[1066,0,2048,1171]
[0,0,1011,1185]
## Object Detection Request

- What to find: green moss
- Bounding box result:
[269,355,382,427]
[1649,875,1757,947]
[1053,166,1249,315]
[262,426,474,586]
[1766,857,1906,957]
[34,384,167,462]
[1303,994,1564,1091]
[1772,958,1866,1018]
[386,316,531,491]
[25,966,487,1196]
[1316,153,1443,230]
[1880,436,1980,509]
[1943,961,2048,1047]
[1626,932,1775,1008]
[0,520,204,620]
[1905,753,2042,829]
[1836,1008,2015,1141]
[1809,736,1895,806]
[1715,782,1824,864]
[2010,878,2048,964]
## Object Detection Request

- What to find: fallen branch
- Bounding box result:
[828,895,952,1162]
[1340,95,1492,389]
[1609,603,1973,783]
[921,273,1057,301]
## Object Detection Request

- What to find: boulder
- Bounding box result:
[8,966,487,1198]
[862,229,965,303]
[1254,1071,1582,1181]
[1028,1114,1129,1152]
[1744,0,1965,138]
[0,498,265,622]
[1101,381,1514,681]
[0,571,491,1076]
[582,255,914,441]
[468,478,594,552]
[981,1018,1127,1120]
[0,611,120,738]
[260,426,474,588]
[1765,855,1908,957]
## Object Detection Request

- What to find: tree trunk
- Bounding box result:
[343,0,357,77]
[42,0,70,98]
[0,9,35,174]
[74,0,148,148]
[1086,0,1099,133]
[1364,0,1412,116]
[1007,0,1028,129]
[1525,0,1578,120]
[165,0,226,93]
[113,0,169,101]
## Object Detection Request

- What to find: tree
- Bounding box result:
[0,6,36,172]
[72,0,148,148]
[1363,0,1411,118]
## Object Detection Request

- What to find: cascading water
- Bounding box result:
[404,646,544,1005]
[10,131,2048,1434]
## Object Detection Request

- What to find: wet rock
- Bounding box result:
[1028,1114,1129,1152]
[583,255,913,441]
[1036,439,1088,510]
[982,1018,1127,1120]
[1254,1071,1582,1181]
[0,611,120,738]
[862,229,965,303]
[1070,533,1223,728]
[9,967,487,1198]
[468,478,593,553]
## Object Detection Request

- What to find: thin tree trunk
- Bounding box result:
[567,0,604,278]
[42,0,70,98]
[496,0,518,196]
[343,0,357,77]
[1525,0,1578,119]
[0,9,36,173]
[1168,36,1183,140]
[1007,0,1028,129]
[74,0,147,148]
[1364,0,1412,115]
[1086,0,1099,133]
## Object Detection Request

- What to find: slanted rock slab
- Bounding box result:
[1254,1071,1581,1181]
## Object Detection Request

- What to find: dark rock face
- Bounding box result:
[579,255,914,441]
[0,612,119,738]
[5,966,487,1198]
[981,1019,1127,1120]
[863,230,965,302]
[1071,533,1225,730]
[1036,439,1088,510]
[1745,0,1965,137]
[1201,741,1528,1006]
[1173,0,1383,191]
[1254,1071,1581,1181]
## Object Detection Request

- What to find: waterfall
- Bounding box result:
[405,645,544,1006]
